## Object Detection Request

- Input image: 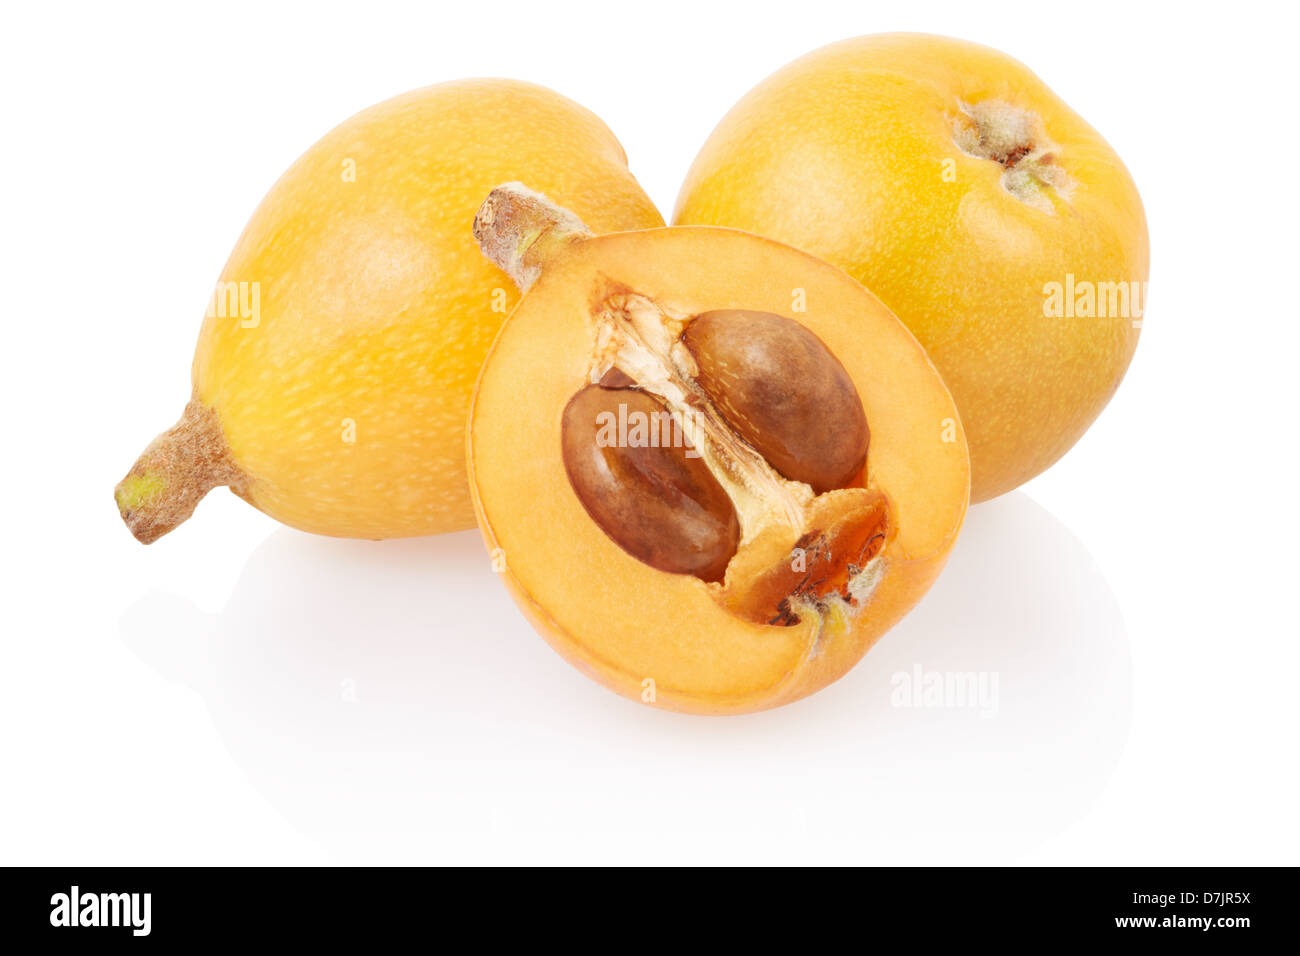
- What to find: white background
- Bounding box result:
[3,0,1297,865]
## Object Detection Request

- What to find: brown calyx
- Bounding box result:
[954,99,1039,169]
[953,100,1070,210]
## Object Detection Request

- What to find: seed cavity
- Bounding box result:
[726,494,889,627]
[559,288,890,628]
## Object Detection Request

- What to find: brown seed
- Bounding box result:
[561,384,740,582]
[682,310,869,493]
[597,366,637,389]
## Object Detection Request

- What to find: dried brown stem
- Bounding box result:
[115,400,245,544]
[473,182,593,291]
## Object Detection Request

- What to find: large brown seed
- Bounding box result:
[561,385,740,582]
[682,310,869,493]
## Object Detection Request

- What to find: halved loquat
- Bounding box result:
[467,184,970,714]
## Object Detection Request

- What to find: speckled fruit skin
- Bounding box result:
[675,34,1148,501]
[193,80,661,537]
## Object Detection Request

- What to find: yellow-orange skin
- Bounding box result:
[194,80,661,538]
[675,34,1148,501]
[468,226,969,714]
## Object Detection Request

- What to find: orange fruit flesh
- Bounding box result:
[468,225,969,714]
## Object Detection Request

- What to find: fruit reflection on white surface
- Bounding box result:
[120,492,1129,863]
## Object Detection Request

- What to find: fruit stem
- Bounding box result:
[473,182,593,291]
[115,400,245,544]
